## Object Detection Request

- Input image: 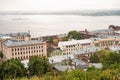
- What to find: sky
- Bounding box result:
[0,0,120,12]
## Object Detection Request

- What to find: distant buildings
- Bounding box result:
[0,32,47,60]
[79,29,96,39]
[58,36,120,55]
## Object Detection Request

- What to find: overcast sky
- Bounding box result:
[0,0,120,12]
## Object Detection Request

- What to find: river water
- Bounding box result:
[0,15,120,37]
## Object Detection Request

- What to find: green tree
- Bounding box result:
[101,52,120,68]
[0,59,25,79]
[28,56,51,77]
[0,51,3,58]
[47,37,54,43]
[90,53,99,63]
[62,30,82,41]
[62,36,69,41]
[67,30,82,40]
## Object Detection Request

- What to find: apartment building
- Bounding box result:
[58,36,120,55]
[2,39,47,60]
[58,39,94,55]
[0,32,31,41]
[93,37,120,48]
[0,32,31,51]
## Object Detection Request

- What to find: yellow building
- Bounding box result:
[93,37,120,49]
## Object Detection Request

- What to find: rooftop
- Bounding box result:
[73,47,101,55]
[49,54,74,64]
[91,29,113,33]
[3,39,44,47]
[0,32,30,37]
[59,39,92,46]
[109,46,120,52]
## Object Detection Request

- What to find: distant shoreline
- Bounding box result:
[0,10,120,16]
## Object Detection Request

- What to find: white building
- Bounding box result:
[58,39,94,55]
[58,36,120,55]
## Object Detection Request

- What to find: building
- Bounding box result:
[0,32,31,52]
[2,39,47,60]
[0,36,12,52]
[58,39,94,55]
[0,32,31,41]
[93,36,120,49]
[79,29,96,39]
[58,36,120,55]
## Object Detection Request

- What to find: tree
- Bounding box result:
[47,37,54,43]
[0,59,25,79]
[28,56,51,77]
[101,52,120,66]
[0,51,3,58]
[62,30,82,41]
[90,53,99,63]
[67,30,82,40]
[47,47,55,57]
[62,36,69,41]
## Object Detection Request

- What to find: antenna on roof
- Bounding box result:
[28,30,30,35]
[28,25,31,35]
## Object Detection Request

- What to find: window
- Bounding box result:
[12,53,14,56]
[37,50,38,53]
[12,49,14,51]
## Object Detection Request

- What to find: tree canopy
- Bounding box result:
[0,59,25,79]
[28,56,51,77]
[62,30,82,41]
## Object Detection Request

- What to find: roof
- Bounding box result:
[53,65,73,71]
[91,29,113,33]
[49,54,74,64]
[59,39,92,46]
[109,46,120,51]
[0,32,30,37]
[3,39,44,47]
[115,31,120,34]
[73,47,101,55]
[0,36,12,39]
[90,63,103,69]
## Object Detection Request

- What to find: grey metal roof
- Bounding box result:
[73,47,101,55]
[53,65,72,71]
[0,32,30,37]
[109,46,120,51]
[3,39,44,47]
[91,29,113,33]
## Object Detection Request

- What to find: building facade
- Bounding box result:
[1,32,31,41]
[0,32,31,51]
[58,36,120,55]
[58,39,94,55]
[2,39,47,60]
